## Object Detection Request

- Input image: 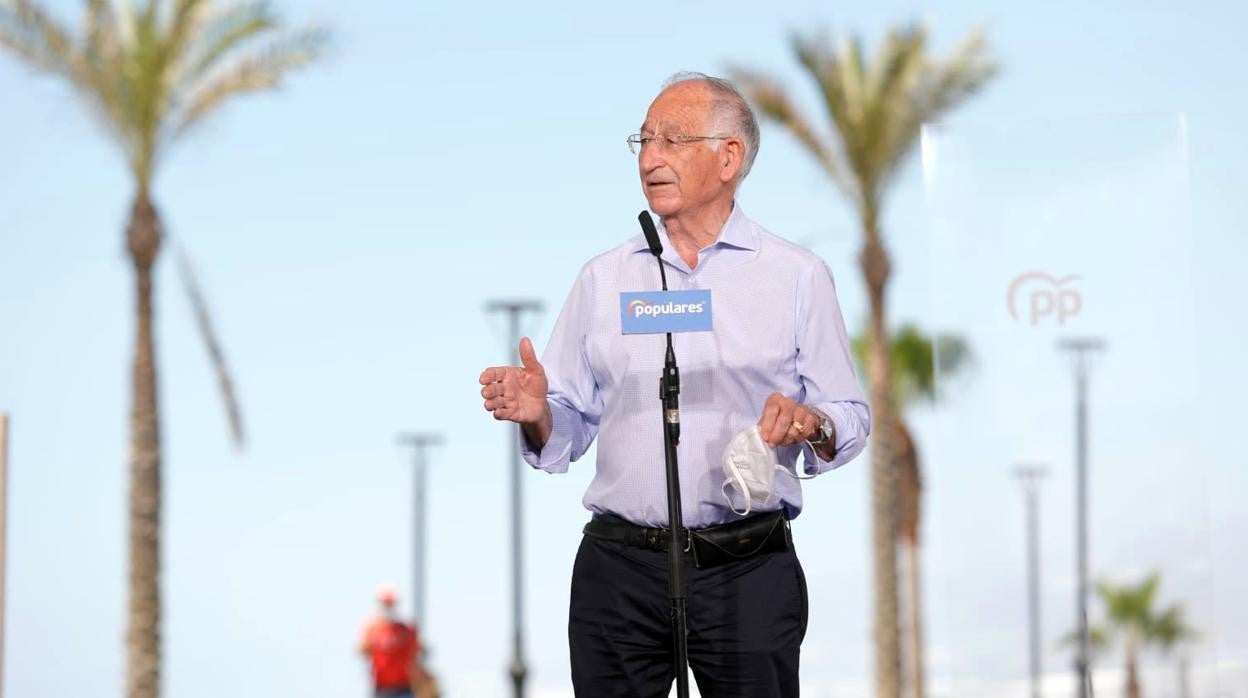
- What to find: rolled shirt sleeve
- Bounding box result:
[518,267,602,473]
[794,260,872,475]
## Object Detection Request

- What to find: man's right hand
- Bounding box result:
[479,336,553,446]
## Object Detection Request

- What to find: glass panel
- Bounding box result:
[920,116,1224,697]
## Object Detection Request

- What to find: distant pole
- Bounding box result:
[1178,654,1190,698]
[396,432,443,634]
[486,299,543,698]
[1058,338,1104,698]
[1014,464,1048,698]
[0,412,8,698]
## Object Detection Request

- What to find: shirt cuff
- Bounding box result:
[518,399,575,474]
[801,401,869,475]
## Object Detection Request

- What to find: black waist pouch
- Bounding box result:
[689,510,791,570]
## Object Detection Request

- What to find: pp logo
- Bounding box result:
[1006,272,1082,326]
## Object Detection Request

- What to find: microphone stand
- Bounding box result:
[640,213,690,698]
[663,317,690,698]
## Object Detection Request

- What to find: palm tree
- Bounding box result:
[1153,605,1198,698]
[852,324,971,698]
[1081,572,1196,698]
[731,26,995,698]
[0,2,326,697]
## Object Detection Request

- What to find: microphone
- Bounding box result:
[636,210,679,445]
[638,210,664,257]
[638,210,669,293]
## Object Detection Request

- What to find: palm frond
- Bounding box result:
[76,2,170,183]
[851,324,971,408]
[1096,573,1163,634]
[920,29,997,117]
[0,0,79,77]
[1150,605,1197,650]
[861,26,924,176]
[728,66,853,195]
[867,25,926,113]
[169,25,326,138]
[791,31,886,213]
[2,0,325,188]
[176,244,246,449]
[163,0,210,64]
[891,325,935,405]
[82,0,119,67]
[1084,572,1199,665]
[867,26,927,189]
[76,1,138,152]
[840,34,878,190]
[880,28,996,184]
[148,0,212,133]
[780,26,996,215]
[1089,625,1110,650]
[838,34,867,129]
[1060,625,1112,656]
[174,1,275,90]
[0,0,143,174]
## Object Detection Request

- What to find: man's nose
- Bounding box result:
[638,142,664,173]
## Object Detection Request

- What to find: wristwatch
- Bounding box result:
[805,407,835,447]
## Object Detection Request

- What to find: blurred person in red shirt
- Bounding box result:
[359,584,422,698]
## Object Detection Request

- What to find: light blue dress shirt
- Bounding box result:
[521,204,871,528]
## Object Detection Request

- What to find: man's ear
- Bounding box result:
[720,138,744,183]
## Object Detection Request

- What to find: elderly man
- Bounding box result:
[479,72,870,697]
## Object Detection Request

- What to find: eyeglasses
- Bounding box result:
[626,133,730,155]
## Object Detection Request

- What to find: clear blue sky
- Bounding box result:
[2,1,1246,696]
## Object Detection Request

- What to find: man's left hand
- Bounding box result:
[758,391,820,448]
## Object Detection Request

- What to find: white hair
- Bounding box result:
[662,71,761,182]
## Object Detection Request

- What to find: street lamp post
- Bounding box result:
[1058,338,1104,698]
[0,412,9,698]
[397,432,443,634]
[486,299,544,698]
[1014,464,1048,698]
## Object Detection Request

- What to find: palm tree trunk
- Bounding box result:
[902,540,924,698]
[125,193,163,698]
[861,216,901,698]
[1124,641,1140,698]
[895,421,924,698]
[1178,653,1190,698]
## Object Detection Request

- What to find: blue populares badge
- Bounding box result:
[620,290,713,334]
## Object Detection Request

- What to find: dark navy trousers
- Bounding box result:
[568,534,809,697]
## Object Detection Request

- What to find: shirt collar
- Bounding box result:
[631,202,759,255]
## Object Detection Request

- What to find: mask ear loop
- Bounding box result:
[721,463,753,516]
[721,429,761,516]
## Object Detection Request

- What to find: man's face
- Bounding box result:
[638,83,733,217]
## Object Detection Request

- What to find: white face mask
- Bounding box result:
[721,425,816,516]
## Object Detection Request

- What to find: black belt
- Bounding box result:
[584,513,688,552]
[583,510,792,568]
